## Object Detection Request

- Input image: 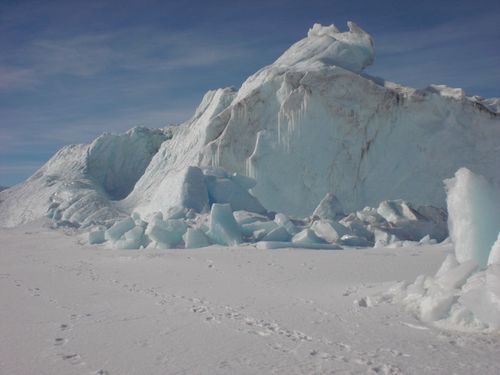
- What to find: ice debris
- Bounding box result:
[87,168,448,251]
[371,168,500,332]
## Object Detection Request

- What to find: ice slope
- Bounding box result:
[1,22,499,227]
[0,127,168,228]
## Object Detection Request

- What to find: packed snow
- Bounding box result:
[2,220,500,375]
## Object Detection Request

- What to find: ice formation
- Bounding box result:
[1,22,499,231]
[445,168,500,267]
[372,169,500,332]
[87,172,448,251]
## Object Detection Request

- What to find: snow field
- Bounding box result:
[3,220,500,375]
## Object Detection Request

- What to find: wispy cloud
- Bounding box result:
[0,28,254,91]
[0,66,37,90]
[367,12,500,96]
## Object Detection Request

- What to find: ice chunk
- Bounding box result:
[292,229,326,246]
[339,214,373,241]
[138,166,209,220]
[124,225,145,242]
[356,207,385,225]
[445,168,500,267]
[131,212,147,227]
[419,235,437,245]
[311,220,342,243]
[145,219,187,248]
[373,201,447,242]
[205,176,266,214]
[312,193,344,221]
[88,229,105,245]
[184,228,211,248]
[373,229,398,248]
[240,220,278,238]
[488,233,500,265]
[274,213,298,235]
[113,226,145,249]
[262,226,291,242]
[207,204,242,246]
[377,200,420,225]
[180,166,209,212]
[105,217,135,241]
[233,210,269,225]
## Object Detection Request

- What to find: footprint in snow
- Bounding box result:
[60,353,83,365]
[54,337,66,346]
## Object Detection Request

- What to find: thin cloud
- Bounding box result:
[0,66,38,90]
[0,28,254,91]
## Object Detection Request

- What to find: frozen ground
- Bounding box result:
[2,220,499,375]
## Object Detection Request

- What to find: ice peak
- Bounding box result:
[276,21,374,73]
[307,23,340,37]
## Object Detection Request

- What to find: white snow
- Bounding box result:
[2,221,500,374]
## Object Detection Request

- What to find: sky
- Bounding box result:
[1,0,499,186]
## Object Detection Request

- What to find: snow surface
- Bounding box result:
[2,220,500,375]
[1,22,500,227]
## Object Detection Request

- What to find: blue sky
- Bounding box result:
[1,0,499,186]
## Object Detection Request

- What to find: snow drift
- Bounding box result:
[1,22,499,229]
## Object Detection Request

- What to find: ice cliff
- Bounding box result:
[1,22,499,227]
